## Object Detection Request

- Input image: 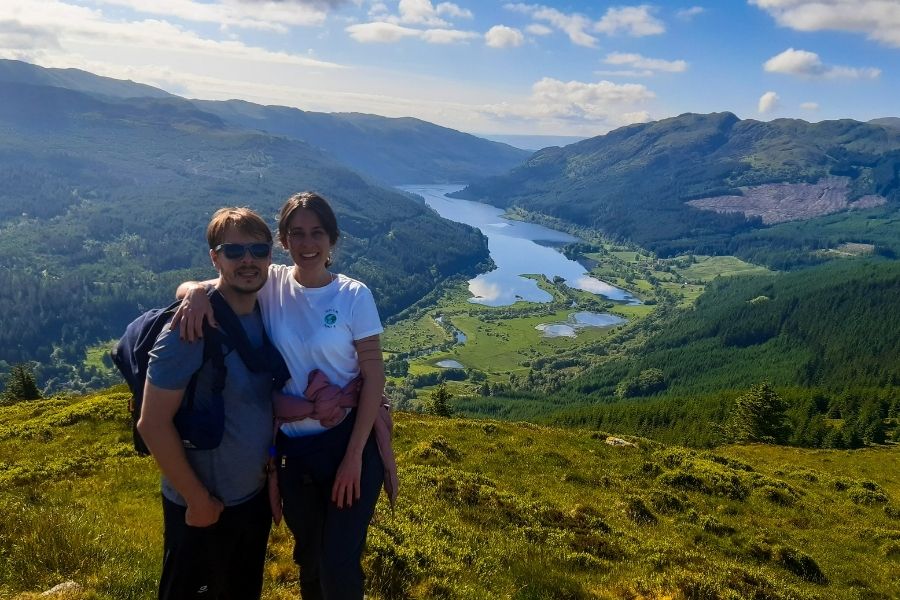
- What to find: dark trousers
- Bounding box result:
[277,414,384,600]
[159,487,271,600]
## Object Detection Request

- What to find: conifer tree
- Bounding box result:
[429,383,453,417]
[1,363,41,404]
[725,381,789,444]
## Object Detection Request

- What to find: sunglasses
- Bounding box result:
[214,243,272,260]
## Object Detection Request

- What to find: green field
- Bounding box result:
[3,390,899,599]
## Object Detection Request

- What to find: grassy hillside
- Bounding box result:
[456,112,900,263]
[2,390,899,599]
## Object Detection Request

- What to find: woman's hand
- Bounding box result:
[170,283,217,342]
[331,452,362,509]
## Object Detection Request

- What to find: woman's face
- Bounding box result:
[284,207,334,273]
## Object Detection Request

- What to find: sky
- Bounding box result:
[0,0,898,137]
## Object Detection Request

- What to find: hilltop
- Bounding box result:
[1,390,898,599]
[456,112,900,265]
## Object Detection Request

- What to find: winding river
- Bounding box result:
[400,184,637,307]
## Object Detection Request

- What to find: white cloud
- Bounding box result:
[595,5,665,36]
[351,0,475,43]
[346,21,421,42]
[676,6,705,20]
[79,0,328,33]
[764,48,880,79]
[758,91,780,114]
[396,0,455,26]
[483,77,654,126]
[525,23,552,35]
[594,69,653,78]
[346,21,476,44]
[485,25,524,48]
[604,52,688,73]
[800,101,819,110]
[505,3,597,47]
[751,0,900,47]
[0,1,344,68]
[436,2,473,19]
[421,27,478,43]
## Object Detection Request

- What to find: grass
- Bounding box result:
[675,256,770,282]
[2,390,899,599]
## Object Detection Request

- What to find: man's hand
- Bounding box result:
[185,493,225,527]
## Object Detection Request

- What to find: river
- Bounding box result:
[399,184,637,307]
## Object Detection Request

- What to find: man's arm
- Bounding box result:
[137,381,224,526]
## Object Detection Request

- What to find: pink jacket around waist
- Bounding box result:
[273,369,398,510]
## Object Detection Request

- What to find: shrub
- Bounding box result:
[772,546,827,584]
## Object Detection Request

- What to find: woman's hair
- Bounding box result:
[277,191,340,247]
[206,206,272,249]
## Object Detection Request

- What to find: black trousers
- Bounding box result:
[159,487,271,600]
[277,414,384,600]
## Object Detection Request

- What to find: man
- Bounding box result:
[138,207,277,600]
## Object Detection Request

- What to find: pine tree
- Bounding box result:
[1,363,41,404]
[725,381,789,444]
[429,383,453,417]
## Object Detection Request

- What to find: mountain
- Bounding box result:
[0,59,530,185]
[476,133,587,151]
[0,80,490,391]
[0,59,173,100]
[2,389,899,599]
[456,112,900,260]
[192,99,531,184]
[870,117,900,130]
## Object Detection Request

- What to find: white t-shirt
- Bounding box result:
[257,264,384,436]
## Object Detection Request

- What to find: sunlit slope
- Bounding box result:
[2,390,898,599]
[457,112,900,262]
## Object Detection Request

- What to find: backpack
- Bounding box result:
[111,289,230,455]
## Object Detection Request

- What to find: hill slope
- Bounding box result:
[194,99,532,184]
[0,81,489,391]
[456,112,900,260]
[1,390,898,599]
[0,60,530,185]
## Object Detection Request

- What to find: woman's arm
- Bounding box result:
[170,279,218,341]
[331,334,385,509]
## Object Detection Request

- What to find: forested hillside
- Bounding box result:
[0,80,490,391]
[456,112,900,263]
[194,99,531,184]
[460,259,900,448]
[0,60,530,185]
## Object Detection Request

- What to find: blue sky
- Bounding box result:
[1,0,897,136]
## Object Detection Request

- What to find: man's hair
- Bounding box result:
[206,207,272,249]
[277,192,340,247]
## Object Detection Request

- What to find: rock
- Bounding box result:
[605,436,637,448]
[41,581,82,597]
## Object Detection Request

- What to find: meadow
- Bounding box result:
[2,390,899,599]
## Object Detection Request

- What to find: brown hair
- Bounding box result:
[206,207,272,249]
[277,191,340,248]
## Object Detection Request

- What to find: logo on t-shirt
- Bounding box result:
[323,309,338,328]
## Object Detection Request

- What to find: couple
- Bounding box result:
[137,191,395,600]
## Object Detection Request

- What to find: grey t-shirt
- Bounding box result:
[147,311,273,507]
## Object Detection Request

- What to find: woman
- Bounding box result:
[175,192,393,600]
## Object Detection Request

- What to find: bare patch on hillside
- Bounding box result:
[686,177,886,224]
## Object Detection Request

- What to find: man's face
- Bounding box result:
[210,229,271,295]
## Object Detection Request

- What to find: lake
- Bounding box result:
[400,184,637,307]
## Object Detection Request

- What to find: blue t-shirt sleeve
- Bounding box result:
[350,285,384,341]
[146,326,204,391]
